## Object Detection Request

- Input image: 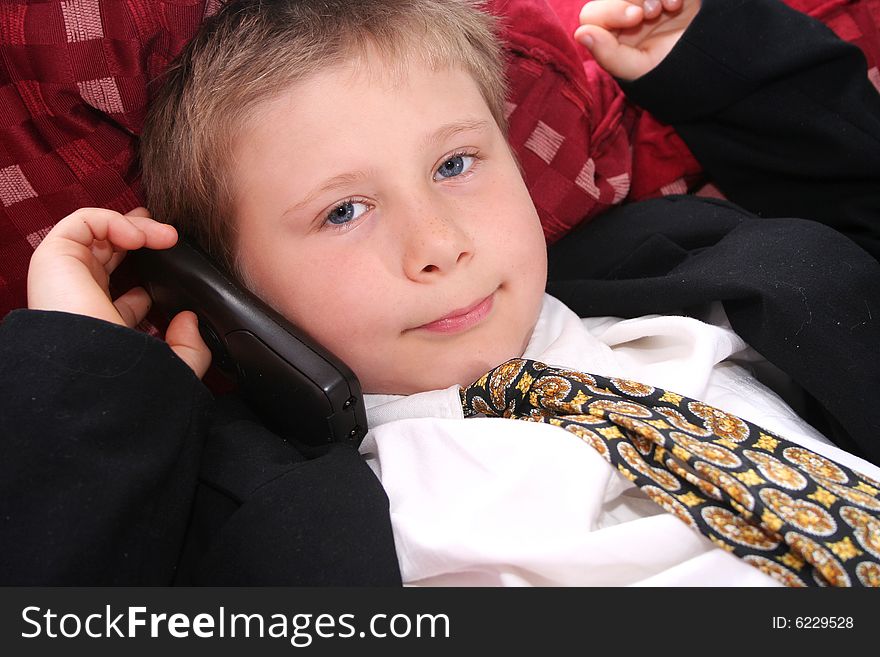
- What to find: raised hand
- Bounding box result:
[575,0,701,80]
[27,207,211,378]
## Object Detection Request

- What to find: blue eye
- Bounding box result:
[434,154,475,181]
[326,200,369,226]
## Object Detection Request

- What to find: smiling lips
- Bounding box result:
[416,293,495,334]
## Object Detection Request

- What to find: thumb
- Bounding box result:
[166,310,212,379]
[575,25,649,80]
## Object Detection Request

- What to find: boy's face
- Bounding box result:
[231,56,547,394]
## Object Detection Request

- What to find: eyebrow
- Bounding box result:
[282,118,492,219]
[422,118,492,148]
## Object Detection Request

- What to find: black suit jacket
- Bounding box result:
[549,0,880,464]
[0,310,402,585]
[1,0,879,583]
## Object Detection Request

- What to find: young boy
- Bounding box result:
[6,0,880,585]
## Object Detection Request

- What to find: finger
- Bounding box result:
[106,248,127,274]
[166,311,212,380]
[125,214,178,250]
[113,286,152,328]
[89,238,115,267]
[642,0,662,19]
[124,206,152,219]
[42,208,147,258]
[579,0,644,30]
[123,206,179,250]
[574,24,652,79]
[49,208,177,254]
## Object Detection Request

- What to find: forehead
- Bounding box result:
[236,56,495,162]
[264,50,487,116]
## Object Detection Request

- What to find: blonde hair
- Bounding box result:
[140,0,508,274]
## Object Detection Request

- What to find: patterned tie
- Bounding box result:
[460,358,880,587]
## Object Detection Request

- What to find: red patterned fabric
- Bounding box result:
[522,0,880,224]
[0,0,222,317]
[1,0,879,319]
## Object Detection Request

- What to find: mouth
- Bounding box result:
[414,292,495,334]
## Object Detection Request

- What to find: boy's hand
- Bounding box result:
[27,207,211,379]
[575,0,701,80]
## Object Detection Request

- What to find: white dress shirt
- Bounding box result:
[360,295,880,586]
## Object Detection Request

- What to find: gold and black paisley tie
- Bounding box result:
[460,358,880,587]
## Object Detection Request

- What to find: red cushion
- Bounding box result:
[2,0,879,319]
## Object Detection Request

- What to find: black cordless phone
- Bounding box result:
[130,239,367,447]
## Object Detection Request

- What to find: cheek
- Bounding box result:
[237,235,333,325]
[481,174,547,268]
[240,242,391,359]
[256,262,354,330]
[496,184,548,309]
[480,164,542,231]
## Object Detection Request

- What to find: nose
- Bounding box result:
[401,202,474,282]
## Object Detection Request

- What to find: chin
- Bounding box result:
[359,321,537,395]
[361,358,506,396]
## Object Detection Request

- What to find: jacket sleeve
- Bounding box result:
[0,310,402,585]
[620,0,880,259]
[0,309,213,584]
[177,396,402,586]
